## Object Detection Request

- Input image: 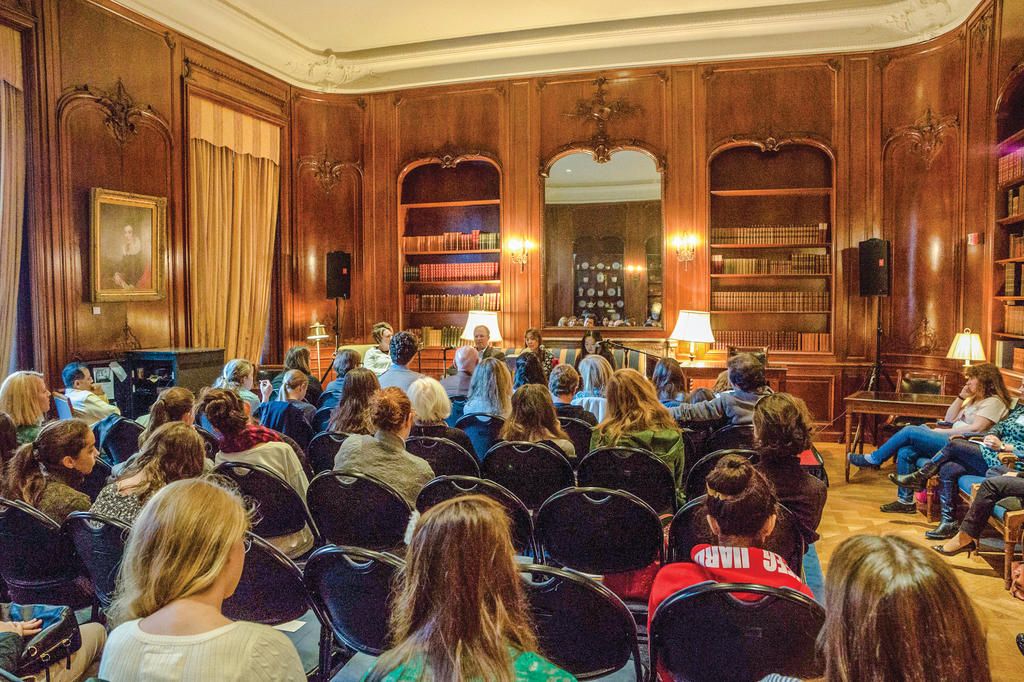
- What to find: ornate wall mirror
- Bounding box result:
[543,149,664,329]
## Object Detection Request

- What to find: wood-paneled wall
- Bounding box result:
[7,0,1024,437]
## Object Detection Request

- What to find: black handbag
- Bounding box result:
[1,603,82,678]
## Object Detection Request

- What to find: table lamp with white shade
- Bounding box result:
[669,310,716,364]
[946,327,985,367]
[461,310,502,346]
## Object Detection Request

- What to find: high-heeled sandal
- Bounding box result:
[931,540,977,557]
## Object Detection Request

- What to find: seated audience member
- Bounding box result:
[500,385,576,460]
[668,352,771,425]
[327,367,379,435]
[91,422,206,525]
[892,381,1024,538]
[652,358,687,407]
[463,357,513,418]
[364,322,395,376]
[711,369,731,394]
[255,369,316,426]
[858,363,1011,514]
[99,478,305,681]
[0,616,105,682]
[753,393,827,544]
[1,419,96,520]
[648,455,811,634]
[61,362,120,425]
[0,413,15,466]
[575,330,616,371]
[323,348,362,396]
[818,535,990,682]
[199,388,312,558]
[688,387,716,403]
[592,369,686,505]
[572,355,613,422]
[270,346,323,405]
[513,352,545,391]
[378,331,425,394]
[935,467,1024,556]
[470,323,503,362]
[0,370,51,444]
[408,377,475,456]
[548,364,597,426]
[365,495,575,682]
[212,359,270,415]
[523,328,557,380]
[137,387,195,448]
[333,387,434,507]
[441,345,478,397]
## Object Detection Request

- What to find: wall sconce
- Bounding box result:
[624,264,645,280]
[506,237,535,272]
[671,234,699,263]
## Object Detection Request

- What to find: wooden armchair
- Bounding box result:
[961,467,1024,589]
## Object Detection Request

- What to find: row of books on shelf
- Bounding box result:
[403,262,499,282]
[1003,305,1024,335]
[711,291,830,312]
[416,326,463,348]
[404,293,500,313]
[711,224,829,245]
[1005,263,1021,296]
[993,341,1024,371]
[403,231,499,252]
[1008,187,1022,218]
[711,330,831,353]
[711,254,830,275]
[1008,234,1024,259]
[998,147,1024,185]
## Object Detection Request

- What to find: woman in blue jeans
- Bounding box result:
[848,363,1011,514]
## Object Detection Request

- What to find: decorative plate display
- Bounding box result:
[596,272,606,283]
[596,263,605,270]
[580,262,589,269]
[616,300,625,308]
[612,262,621,269]
[587,288,595,296]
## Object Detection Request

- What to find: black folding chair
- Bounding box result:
[93,416,144,465]
[195,426,220,459]
[445,396,467,427]
[668,495,806,575]
[454,413,505,461]
[683,449,759,503]
[313,406,335,434]
[255,402,314,452]
[223,532,320,625]
[577,446,676,515]
[307,432,352,474]
[417,475,534,556]
[558,417,594,462]
[0,497,89,607]
[317,391,341,411]
[521,564,644,681]
[304,545,404,679]
[481,441,575,511]
[705,424,756,453]
[650,582,824,682]
[81,458,112,502]
[535,487,663,575]
[64,511,130,611]
[405,436,479,477]
[213,461,320,548]
[307,471,412,552]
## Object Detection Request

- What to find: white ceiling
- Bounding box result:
[546,150,662,204]
[113,0,983,93]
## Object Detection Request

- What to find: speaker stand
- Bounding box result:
[849,296,889,464]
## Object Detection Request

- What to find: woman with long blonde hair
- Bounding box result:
[571,354,613,421]
[0,370,51,445]
[366,495,574,682]
[463,357,513,418]
[100,478,305,680]
[591,368,686,505]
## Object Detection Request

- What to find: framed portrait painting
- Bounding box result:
[90,188,167,302]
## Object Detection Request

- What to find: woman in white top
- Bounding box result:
[99,477,305,681]
[572,355,613,422]
[364,322,394,376]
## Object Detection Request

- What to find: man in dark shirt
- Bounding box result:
[549,364,597,425]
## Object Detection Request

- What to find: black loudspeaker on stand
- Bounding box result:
[324,251,352,381]
[851,238,892,458]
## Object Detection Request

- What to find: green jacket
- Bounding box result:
[591,427,687,506]
[365,650,576,681]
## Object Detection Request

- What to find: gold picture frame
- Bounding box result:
[90,188,167,302]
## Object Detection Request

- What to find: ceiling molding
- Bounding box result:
[112,0,982,94]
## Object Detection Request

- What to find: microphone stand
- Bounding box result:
[599,340,665,377]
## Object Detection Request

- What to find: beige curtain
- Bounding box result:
[0,24,25,374]
[187,96,280,361]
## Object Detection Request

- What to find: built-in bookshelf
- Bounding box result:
[708,143,834,353]
[398,157,502,346]
[992,70,1024,374]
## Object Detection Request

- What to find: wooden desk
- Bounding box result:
[681,363,787,392]
[843,390,956,482]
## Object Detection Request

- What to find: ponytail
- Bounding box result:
[1,419,91,506]
[277,370,308,402]
[139,387,195,448]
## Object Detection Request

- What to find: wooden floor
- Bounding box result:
[814,443,1024,680]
